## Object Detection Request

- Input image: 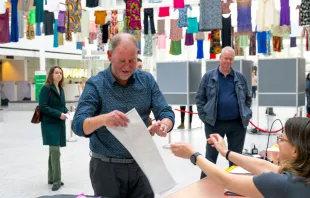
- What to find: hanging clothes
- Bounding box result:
[86,0,99,8]
[302,26,310,51]
[280,0,290,27]
[143,34,153,57]
[26,23,35,40]
[0,9,10,44]
[65,0,82,41]
[300,0,310,26]
[101,22,110,44]
[157,19,165,34]
[34,0,44,23]
[173,0,184,9]
[231,27,235,49]
[256,0,275,32]
[249,32,256,55]
[272,10,291,37]
[10,0,19,42]
[222,0,233,14]
[28,9,36,25]
[169,19,183,41]
[97,25,105,51]
[118,20,124,33]
[158,6,170,17]
[290,37,297,47]
[234,33,244,56]
[221,15,232,48]
[125,29,141,54]
[54,19,59,48]
[199,0,222,31]
[239,35,249,47]
[187,17,198,33]
[157,34,166,49]
[184,33,194,46]
[58,33,64,46]
[237,0,252,35]
[18,0,30,12]
[273,36,282,52]
[81,11,90,39]
[110,10,118,36]
[175,4,192,27]
[169,40,182,55]
[195,32,205,59]
[18,10,24,38]
[44,11,54,36]
[94,11,107,25]
[125,0,142,30]
[88,21,97,44]
[209,30,222,54]
[144,8,156,34]
[58,11,66,33]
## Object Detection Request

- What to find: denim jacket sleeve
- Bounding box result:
[243,75,252,108]
[195,73,208,121]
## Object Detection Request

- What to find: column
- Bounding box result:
[39,33,46,71]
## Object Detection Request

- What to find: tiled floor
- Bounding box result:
[0,100,304,198]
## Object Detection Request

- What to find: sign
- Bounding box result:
[34,71,46,101]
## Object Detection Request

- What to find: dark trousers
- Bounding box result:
[180,106,192,124]
[201,119,246,179]
[48,146,61,184]
[144,8,156,34]
[251,86,257,99]
[90,157,154,198]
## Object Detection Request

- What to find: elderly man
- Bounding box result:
[196,46,252,179]
[72,33,175,197]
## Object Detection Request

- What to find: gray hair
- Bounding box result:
[109,33,138,52]
[221,46,235,56]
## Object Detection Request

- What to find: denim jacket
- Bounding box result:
[195,68,252,128]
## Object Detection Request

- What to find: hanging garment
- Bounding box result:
[86,0,99,8]
[221,15,232,48]
[54,19,59,48]
[249,32,256,55]
[239,35,249,47]
[209,30,222,54]
[144,8,156,34]
[256,31,267,54]
[125,29,141,54]
[280,0,290,26]
[97,25,105,51]
[199,0,222,31]
[173,0,184,9]
[143,34,153,57]
[169,40,182,55]
[18,10,24,38]
[26,24,35,40]
[101,22,110,44]
[231,27,235,49]
[65,0,82,41]
[34,0,44,23]
[196,40,204,59]
[195,32,205,40]
[273,36,282,52]
[187,17,198,33]
[175,4,192,27]
[237,0,252,35]
[89,21,97,44]
[111,10,118,36]
[28,9,36,25]
[256,0,275,32]
[58,33,64,46]
[169,19,183,41]
[184,33,194,46]
[44,11,54,36]
[272,10,290,37]
[222,0,233,14]
[158,6,170,17]
[58,11,66,33]
[95,11,107,25]
[36,22,41,36]
[0,9,10,44]
[302,26,310,51]
[234,33,244,56]
[300,0,310,26]
[157,34,166,49]
[80,11,89,39]
[18,0,30,12]
[118,20,124,33]
[157,19,165,34]
[125,0,141,30]
[0,0,5,14]
[265,31,272,56]
[290,37,297,47]
[10,0,19,42]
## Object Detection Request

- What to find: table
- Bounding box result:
[167,177,240,198]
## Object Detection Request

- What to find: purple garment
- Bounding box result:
[185,33,194,46]
[0,9,10,44]
[237,0,252,34]
[58,27,66,33]
[58,11,66,27]
[290,37,297,47]
[280,0,290,26]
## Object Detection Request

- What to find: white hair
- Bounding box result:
[221,46,235,56]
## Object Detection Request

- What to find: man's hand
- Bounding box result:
[102,110,130,128]
[170,142,196,159]
[148,120,168,137]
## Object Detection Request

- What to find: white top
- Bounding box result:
[256,0,276,32]
[44,0,60,12]
[252,76,258,86]
[0,0,6,14]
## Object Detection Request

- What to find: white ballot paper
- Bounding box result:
[107,108,176,194]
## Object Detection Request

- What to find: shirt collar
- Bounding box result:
[218,67,234,77]
[106,64,136,86]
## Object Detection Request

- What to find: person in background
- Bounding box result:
[177,106,193,129]
[171,117,310,197]
[252,72,258,99]
[306,73,310,117]
[196,46,252,179]
[137,57,143,70]
[78,77,87,97]
[265,107,276,116]
[39,66,69,191]
[72,33,175,197]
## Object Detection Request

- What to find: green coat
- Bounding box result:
[39,84,68,147]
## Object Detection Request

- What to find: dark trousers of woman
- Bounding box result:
[180,106,193,124]
[48,146,61,184]
[252,86,257,99]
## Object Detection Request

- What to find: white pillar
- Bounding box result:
[300,37,304,58]
[24,59,28,81]
[87,60,92,77]
[39,33,46,71]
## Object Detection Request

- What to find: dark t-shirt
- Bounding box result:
[86,0,99,8]
[253,171,310,198]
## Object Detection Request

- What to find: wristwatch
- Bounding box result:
[190,152,202,165]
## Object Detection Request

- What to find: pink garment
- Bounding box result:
[157,34,166,49]
[174,0,184,8]
[0,9,10,44]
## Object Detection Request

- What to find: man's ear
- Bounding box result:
[107,50,112,62]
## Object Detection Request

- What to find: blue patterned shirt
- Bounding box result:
[72,66,175,158]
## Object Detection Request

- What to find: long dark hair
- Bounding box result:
[279,117,310,183]
[306,73,310,80]
[45,66,64,87]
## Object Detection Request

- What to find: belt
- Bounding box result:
[91,152,135,164]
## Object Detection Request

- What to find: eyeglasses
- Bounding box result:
[277,134,290,144]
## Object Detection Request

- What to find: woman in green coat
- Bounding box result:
[39,66,68,191]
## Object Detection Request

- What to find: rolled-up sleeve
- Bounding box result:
[150,76,175,129]
[195,74,208,121]
[72,78,101,137]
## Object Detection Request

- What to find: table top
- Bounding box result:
[167,177,241,198]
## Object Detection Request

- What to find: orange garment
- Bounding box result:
[272,36,282,52]
[94,10,107,25]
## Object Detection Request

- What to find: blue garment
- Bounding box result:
[175,5,192,27]
[72,66,175,158]
[36,23,41,36]
[257,31,267,54]
[196,40,204,59]
[307,79,310,89]
[53,19,58,48]
[187,17,199,33]
[10,0,19,42]
[196,67,252,128]
[217,70,239,120]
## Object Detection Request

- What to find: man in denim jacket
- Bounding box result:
[196,46,252,179]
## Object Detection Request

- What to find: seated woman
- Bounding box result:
[171,117,310,197]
